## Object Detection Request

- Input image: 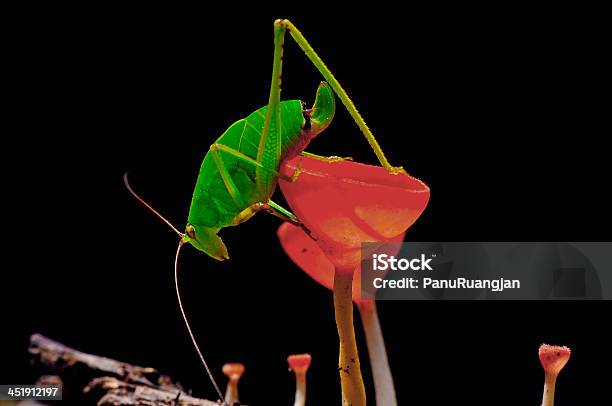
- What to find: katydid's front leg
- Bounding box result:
[257,200,315,240]
[209,145,246,208]
[267,200,315,239]
[211,143,294,182]
[302,151,353,163]
[282,19,406,175]
[232,199,315,239]
[212,142,306,187]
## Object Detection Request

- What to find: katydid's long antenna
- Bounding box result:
[123,171,184,237]
[125,172,224,401]
[175,242,225,402]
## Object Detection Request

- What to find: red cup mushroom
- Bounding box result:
[222,363,245,405]
[539,344,571,406]
[280,156,429,271]
[288,353,312,406]
[278,156,430,406]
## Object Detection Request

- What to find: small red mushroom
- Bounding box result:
[288,353,312,406]
[222,363,245,405]
[539,344,571,406]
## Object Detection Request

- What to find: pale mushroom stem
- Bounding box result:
[293,370,307,406]
[288,354,312,406]
[222,363,244,405]
[542,373,557,406]
[357,300,397,406]
[333,268,366,406]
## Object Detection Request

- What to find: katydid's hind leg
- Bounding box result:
[282,20,406,175]
[255,20,287,191]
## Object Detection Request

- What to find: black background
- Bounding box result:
[4,6,611,405]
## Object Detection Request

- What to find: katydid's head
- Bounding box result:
[183,223,229,261]
[123,172,229,261]
[303,81,335,137]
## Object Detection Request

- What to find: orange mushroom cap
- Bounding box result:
[539,344,571,376]
[222,363,245,380]
[288,353,312,374]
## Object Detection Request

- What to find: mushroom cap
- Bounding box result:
[222,363,245,380]
[279,156,429,270]
[288,353,312,374]
[539,344,571,376]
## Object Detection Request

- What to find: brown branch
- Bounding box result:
[28,334,224,405]
[85,377,219,406]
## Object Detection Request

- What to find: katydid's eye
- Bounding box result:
[186,225,196,239]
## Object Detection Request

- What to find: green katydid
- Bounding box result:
[125,19,402,402]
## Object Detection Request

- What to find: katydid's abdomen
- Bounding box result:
[188,100,304,229]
